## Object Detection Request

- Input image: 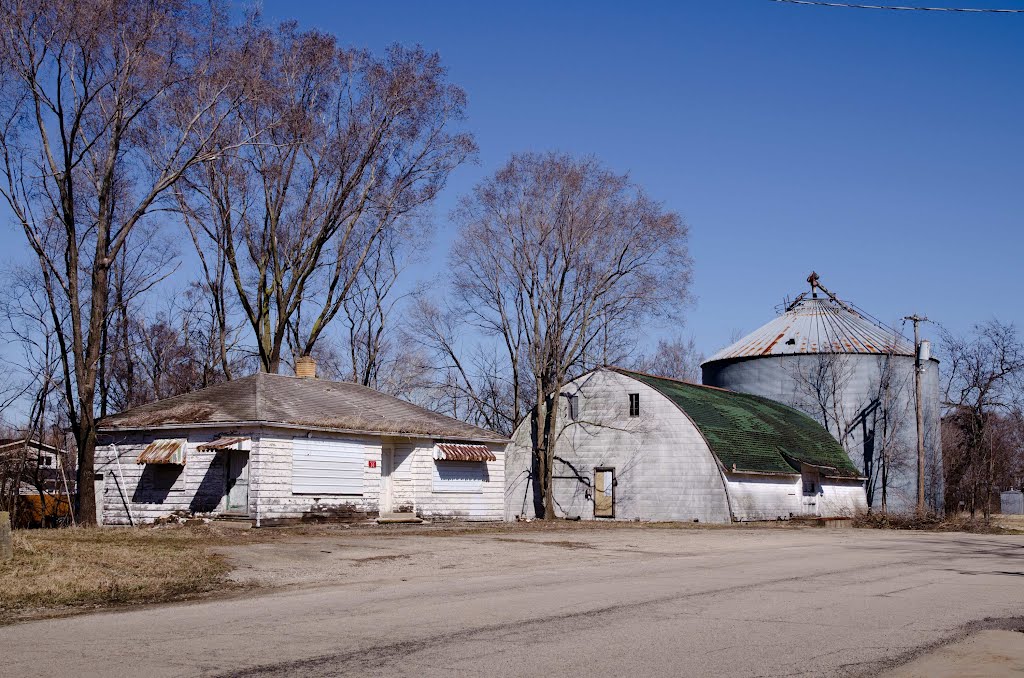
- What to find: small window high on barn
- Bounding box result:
[628,393,640,417]
[566,394,579,421]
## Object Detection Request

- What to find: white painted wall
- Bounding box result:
[505,369,733,523]
[96,428,244,525]
[724,473,867,521]
[506,368,868,524]
[96,427,506,524]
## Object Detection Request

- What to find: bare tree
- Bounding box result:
[942,320,1024,520]
[448,152,691,518]
[866,352,913,513]
[632,336,703,382]
[789,352,856,445]
[178,22,475,375]
[0,0,253,523]
[787,345,914,513]
[336,218,432,397]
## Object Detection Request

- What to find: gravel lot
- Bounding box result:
[2,523,1022,677]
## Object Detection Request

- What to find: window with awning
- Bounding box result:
[432,443,496,462]
[136,439,186,465]
[197,436,250,452]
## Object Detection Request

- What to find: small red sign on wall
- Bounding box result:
[368,460,377,468]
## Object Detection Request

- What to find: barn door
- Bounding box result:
[594,468,615,518]
[226,451,249,514]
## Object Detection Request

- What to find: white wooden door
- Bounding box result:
[226,451,249,514]
[379,446,394,514]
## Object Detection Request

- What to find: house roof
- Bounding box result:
[97,373,508,443]
[0,438,60,455]
[612,368,859,477]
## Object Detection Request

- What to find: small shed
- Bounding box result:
[506,368,867,522]
[1002,490,1024,515]
[95,368,507,525]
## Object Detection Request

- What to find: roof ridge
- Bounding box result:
[254,371,263,421]
[609,366,732,393]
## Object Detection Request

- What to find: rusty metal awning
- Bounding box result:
[196,436,250,452]
[433,443,495,462]
[136,439,186,465]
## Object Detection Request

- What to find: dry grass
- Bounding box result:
[852,511,1024,534]
[0,526,244,623]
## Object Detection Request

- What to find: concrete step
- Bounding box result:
[376,512,424,524]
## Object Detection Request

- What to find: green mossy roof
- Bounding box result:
[615,369,859,477]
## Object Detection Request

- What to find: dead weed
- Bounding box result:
[0,525,243,622]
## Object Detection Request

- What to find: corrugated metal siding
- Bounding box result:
[703,354,942,514]
[432,461,486,493]
[291,437,369,495]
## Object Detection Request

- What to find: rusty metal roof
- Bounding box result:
[196,436,249,451]
[432,443,497,462]
[98,373,507,443]
[136,439,186,465]
[704,295,914,364]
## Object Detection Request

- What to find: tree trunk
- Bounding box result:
[75,418,98,526]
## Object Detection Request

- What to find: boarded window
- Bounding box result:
[628,393,640,417]
[432,461,486,493]
[292,437,366,495]
[802,468,820,495]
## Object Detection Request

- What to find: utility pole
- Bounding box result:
[905,314,928,513]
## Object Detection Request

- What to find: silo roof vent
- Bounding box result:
[703,274,916,363]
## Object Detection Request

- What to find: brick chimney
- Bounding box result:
[295,355,317,379]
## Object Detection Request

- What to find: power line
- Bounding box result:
[772,0,1024,12]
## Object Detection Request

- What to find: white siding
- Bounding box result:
[819,479,869,516]
[96,427,506,525]
[291,437,367,495]
[724,474,801,521]
[724,473,868,521]
[505,369,732,523]
[506,368,869,524]
[95,428,244,525]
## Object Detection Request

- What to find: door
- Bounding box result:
[801,467,820,516]
[594,468,615,518]
[226,451,249,514]
[379,445,394,514]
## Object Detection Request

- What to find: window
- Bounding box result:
[628,393,640,417]
[432,461,487,493]
[802,468,820,495]
[292,437,365,495]
[566,394,579,421]
[147,465,182,491]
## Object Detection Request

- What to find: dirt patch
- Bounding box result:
[882,628,1024,677]
[349,554,411,565]
[492,537,594,550]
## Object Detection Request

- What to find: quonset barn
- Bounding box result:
[505,367,866,523]
[701,274,942,513]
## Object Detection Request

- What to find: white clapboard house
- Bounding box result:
[506,368,867,523]
[95,359,507,525]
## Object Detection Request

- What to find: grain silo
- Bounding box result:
[701,273,942,513]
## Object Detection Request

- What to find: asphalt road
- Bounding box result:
[3,526,1023,677]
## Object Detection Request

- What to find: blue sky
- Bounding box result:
[252,0,1023,355]
[3,0,1022,361]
